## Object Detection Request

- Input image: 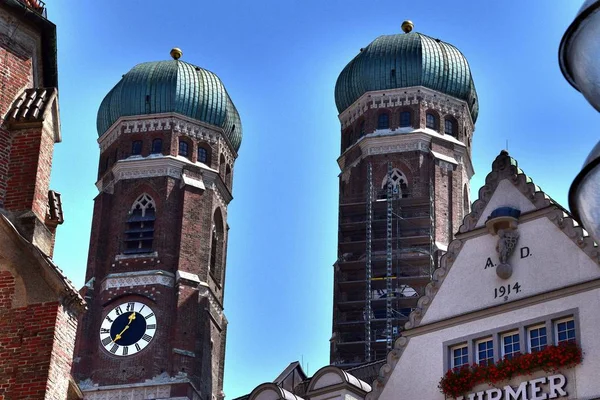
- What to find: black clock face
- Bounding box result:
[99,301,157,357]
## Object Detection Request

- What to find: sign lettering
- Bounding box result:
[456,374,568,400]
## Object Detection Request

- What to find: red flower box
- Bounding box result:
[438,342,582,398]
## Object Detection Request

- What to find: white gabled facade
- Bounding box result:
[368,150,600,400]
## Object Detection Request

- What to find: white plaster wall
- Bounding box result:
[474,180,537,228]
[421,216,600,325]
[379,289,600,400]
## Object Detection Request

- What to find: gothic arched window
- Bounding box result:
[209,208,225,284]
[400,111,411,127]
[124,194,156,255]
[426,113,437,130]
[377,113,389,129]
[382,168,409,198]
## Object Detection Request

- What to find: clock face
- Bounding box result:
[99,301,157,357]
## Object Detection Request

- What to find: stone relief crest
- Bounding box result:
[496,228,519,279]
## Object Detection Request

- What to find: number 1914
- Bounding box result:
[494,282,521,298]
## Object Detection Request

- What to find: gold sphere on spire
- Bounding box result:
[170,48,183,60]
[401,20,414,33]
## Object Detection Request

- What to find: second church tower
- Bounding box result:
[331,22,478,366]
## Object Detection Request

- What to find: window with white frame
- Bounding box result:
[451,344,469,368]
[555,318,576,344]
[528,325,548,352]
[476,338,494,366]
[445,311,578,371]
[502,332,520,359]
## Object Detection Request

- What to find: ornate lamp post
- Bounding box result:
[560,0,600,242]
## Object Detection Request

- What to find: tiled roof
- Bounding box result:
[6,88,56,125]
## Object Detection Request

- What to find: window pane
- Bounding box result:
[198,147,208,163]
[151,139,162,154]
[426,113,436,129]
[445,119,454,136]
[528,326,547,352]
[556,319,576,344]
[400,111,411,127]
[179,140,189,157]
[477,339,494,366]
[502,333,520,359]
[452,345,468,368]
[378,114,389,129]
[131,140,142,155]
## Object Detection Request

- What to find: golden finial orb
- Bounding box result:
[401,20,414,33]
[170,48,183,60]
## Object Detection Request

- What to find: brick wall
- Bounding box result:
[4,126,53,220]
[0,270,78,400]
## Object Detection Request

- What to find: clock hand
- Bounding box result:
[113,312,137,342]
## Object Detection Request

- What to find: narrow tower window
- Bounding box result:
[377,113,389,129]
[179,139,189,158]
[426,113,437,130]
[124,194,156,255]
[198,147,209,164]
[151,138,163,154]
[400,111,411,127]
[131,140,142,156]
[225,164,232,187]
[209,208,225,284]
[445,119,455,136]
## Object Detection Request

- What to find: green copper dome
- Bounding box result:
[97,60,242,151]
[335,32,479,122]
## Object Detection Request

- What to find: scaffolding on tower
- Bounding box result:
[385,162,394,352]
[365,163,373,362]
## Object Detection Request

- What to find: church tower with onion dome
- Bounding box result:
[331,21,478,367]
[72,48,242,400]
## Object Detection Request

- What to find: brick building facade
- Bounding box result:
[72,54,243,400]
[0,1,86,399]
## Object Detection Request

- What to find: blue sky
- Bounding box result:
[46,0,594,398]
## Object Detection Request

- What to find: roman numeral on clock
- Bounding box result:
[135,343,141,352]
[101,337,113,346]
[115,306,123,315]
[142,334,152,342]
[100,328,110,334]
[147,324,156,330]
[144,312,154,320]
[123,346,128,356]
[110,344,119,354]
[105,316,113,323]
[126,302,135,312]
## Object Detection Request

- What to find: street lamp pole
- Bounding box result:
[560,0,600,242]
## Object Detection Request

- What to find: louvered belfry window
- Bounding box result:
[124,194,156,254]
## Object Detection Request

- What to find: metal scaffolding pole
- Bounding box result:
[386,162,393,352]
[365,162,373,362]
[429,177,435,277]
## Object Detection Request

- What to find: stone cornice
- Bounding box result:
[100,270,175,292]
[96,155,233,205]
[337,131,469,174]
[338,86,473,130]
[97,113,237,163]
